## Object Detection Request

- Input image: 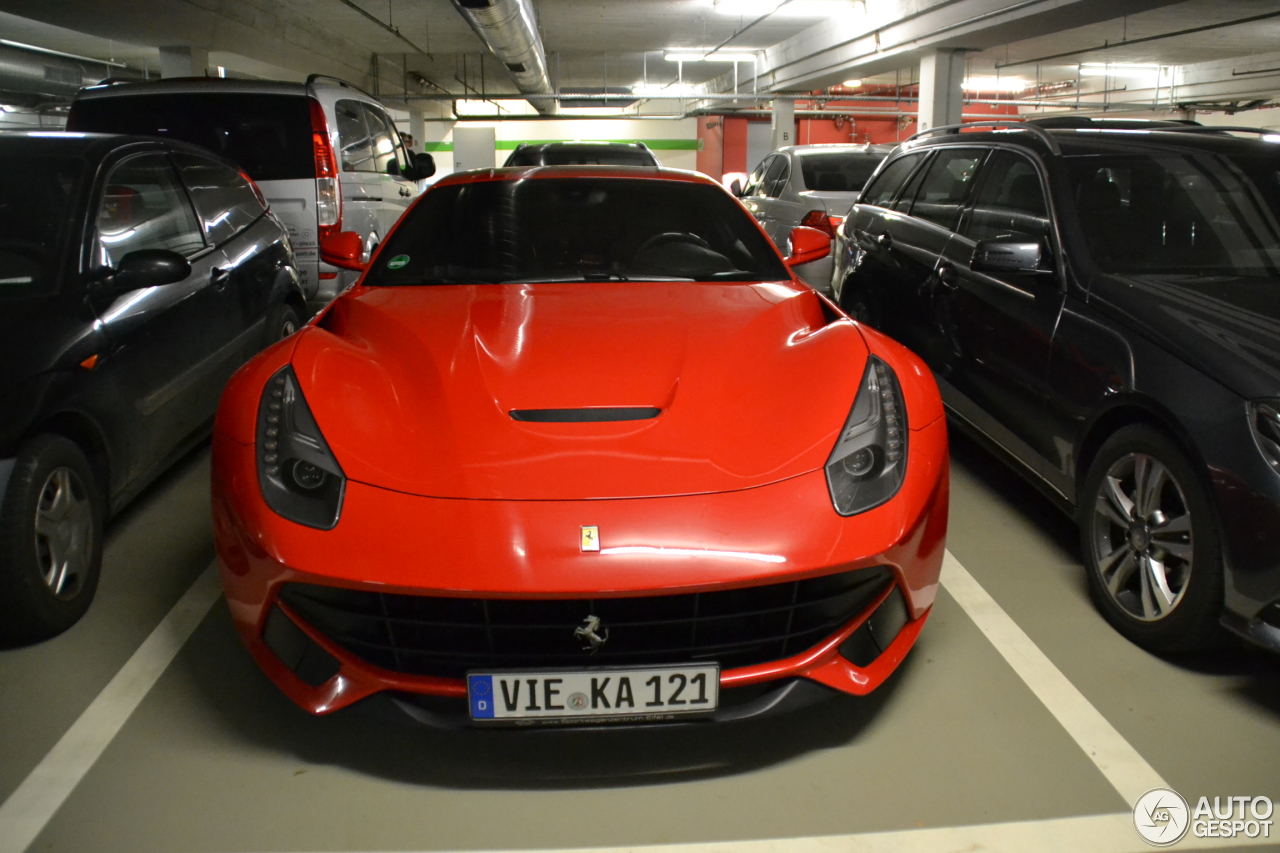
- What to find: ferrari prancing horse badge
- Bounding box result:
[580,526,600,552]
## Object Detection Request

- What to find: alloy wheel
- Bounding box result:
[33,466,94,600]
[1089,452,1194,622]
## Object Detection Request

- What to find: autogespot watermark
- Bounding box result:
[1133,788,1275,846]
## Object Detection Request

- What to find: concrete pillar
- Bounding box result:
[770,98,795,150]
[409,110,425,153]
[159,46,209,78]
[917,49,965,132]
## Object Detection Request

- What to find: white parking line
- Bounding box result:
[939,550,1167,806]
[0,552,1234,853]
[0,562,222,853]
[247,813,1278,853]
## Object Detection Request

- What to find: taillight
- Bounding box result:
[801,209,836,237]
[828,214,845,233]
[309,98,341,239]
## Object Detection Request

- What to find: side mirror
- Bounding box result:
[411,151,436,180]
[785,226,831,268]
[108,249,191,293]
[971,238,1053,275]
[320,231,366,271]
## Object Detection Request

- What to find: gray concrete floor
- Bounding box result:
[2,433,1278,852]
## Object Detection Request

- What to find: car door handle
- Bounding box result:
[876,232,892,249]
[211,267,231,289]
[936,263,958,290]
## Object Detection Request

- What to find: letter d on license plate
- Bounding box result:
[468,664,719,723]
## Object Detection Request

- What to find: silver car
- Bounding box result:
[736,143,894,291]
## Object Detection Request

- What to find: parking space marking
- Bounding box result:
[253,812,1278,853]
[0,562,222,853]
[939,550,1166,806]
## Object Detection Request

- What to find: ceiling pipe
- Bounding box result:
[0,42,134,105]
[449,0,557,115]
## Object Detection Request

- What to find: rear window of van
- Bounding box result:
[69,93,314,182]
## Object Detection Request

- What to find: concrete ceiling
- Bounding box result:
[0,0,1276,110]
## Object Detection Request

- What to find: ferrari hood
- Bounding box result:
[291,281,869,500]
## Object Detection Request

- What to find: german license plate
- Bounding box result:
[467,664,719,724]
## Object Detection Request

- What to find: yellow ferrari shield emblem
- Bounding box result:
[580,526,600,552]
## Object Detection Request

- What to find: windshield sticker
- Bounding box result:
[386,254,410,270]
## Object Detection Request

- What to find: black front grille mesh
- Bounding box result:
[277,567,892,679]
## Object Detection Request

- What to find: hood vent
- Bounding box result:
[509,407,661,423]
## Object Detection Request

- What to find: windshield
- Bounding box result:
[799,152,886,193]
[1067,148,1280,277]
[0,155,83,298]
[365,176,789,285]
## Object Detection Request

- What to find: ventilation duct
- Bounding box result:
[0,43,129,104]
[449,0,557,115]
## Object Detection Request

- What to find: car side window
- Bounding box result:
[173,152,267,246]
[359,103,409,176]
[860,153,925,208]
[743,155,773,197]
[965,151,1051,244]
[907,148,986,231]
[758,155,787,198]
[766,155,791,198]
[335,99,375,172]
[95,152,205,268]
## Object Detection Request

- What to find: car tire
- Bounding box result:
[1078,425,1225,652]
[0,435,106,642]
[837,277,879,328]
[267,303,303,345]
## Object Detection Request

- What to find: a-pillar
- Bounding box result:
[771,97,795,150]
[917,49,965,132]
[159,46,209,78]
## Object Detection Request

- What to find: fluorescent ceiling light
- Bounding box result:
[632,82,704,97]
[841,79,862,88]
[454,99,538,117]
[664,51,755,62]
[712,0,859,18]
[1079,63,1159,77]
[962,76,1030,92]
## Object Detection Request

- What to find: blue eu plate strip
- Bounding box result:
[468,674,495,718]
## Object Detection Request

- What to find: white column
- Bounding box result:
[917,49,965,132]
[158,46,209,78]
[409,110,425,152]
[770,98,795,150]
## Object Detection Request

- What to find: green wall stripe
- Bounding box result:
[419,139,699,153]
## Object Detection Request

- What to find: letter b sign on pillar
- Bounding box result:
[771,99,795,151]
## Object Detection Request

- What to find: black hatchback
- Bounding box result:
[831,121,1280,654]
[0,132,305,641]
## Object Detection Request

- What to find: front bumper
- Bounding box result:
[212,415,947,717]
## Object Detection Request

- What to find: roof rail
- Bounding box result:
[905,120,1061,155]
[1149,125,1279,137]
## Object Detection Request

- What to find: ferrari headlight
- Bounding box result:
[1251,400,1280,476]
[825,355,908,516]
[257,366,345,529]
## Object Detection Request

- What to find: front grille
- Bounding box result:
[277,567,892,679]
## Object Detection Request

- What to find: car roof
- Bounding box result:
[75,77,308,99]
[903,125,1280,158]
[515,141,650,150]
[780,143,893,156]
[436,164,717,187]
[0,130,254,168]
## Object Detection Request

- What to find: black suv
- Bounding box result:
[830,120,1280,653]
[0,132,304,641]
[503,141,660,167]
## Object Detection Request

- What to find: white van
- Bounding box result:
[69,75,435,311]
